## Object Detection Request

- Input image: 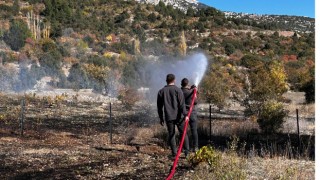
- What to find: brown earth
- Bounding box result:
[0,93,315,179]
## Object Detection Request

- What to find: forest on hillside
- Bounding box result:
[0,0,315,122]
[0,0,315,179]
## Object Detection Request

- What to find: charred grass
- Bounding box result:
[0,93,315,179]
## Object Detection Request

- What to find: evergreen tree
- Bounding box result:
[4,20,31,51]
[12,0,20,15]
[68,63,90,89]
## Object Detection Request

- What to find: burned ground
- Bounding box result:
[0,93,315,179]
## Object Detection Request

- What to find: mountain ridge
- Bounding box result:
[133,0,314,32]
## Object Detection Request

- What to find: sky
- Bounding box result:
[199,0,315,18]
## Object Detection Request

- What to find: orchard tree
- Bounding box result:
[247,61,288,102]
[241,60,289,133]
[202,64,242,110]
[243,60,288,115]
[83,63,110,93]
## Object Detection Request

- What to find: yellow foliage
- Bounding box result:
[106,35,113,41]
[188,145,247,180]
[103,52,113,58]
[179,31,187,56]
[0,114,5,121]
[270,61,289,93]
[188,146,222,167]
[78,39,89,49]
[83,64,110,81]
[55,94,67,103]
[83,11,89,16]
[119,51,127,61]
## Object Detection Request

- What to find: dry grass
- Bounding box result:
[187,146,314,180]
[246,157,314,179]
[0,92,315,179]
[285,103,315,118]
[199,119,259,137]
[189,153,247,180]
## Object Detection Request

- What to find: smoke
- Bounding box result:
[0,51,208,103]
[145,53,208,98]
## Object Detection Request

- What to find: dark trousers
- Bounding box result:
[166,119,189,156]
[189,113,198,149]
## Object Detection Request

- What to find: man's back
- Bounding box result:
[181,87,197,112]
[157,85,186,121]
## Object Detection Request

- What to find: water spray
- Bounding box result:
[190,53,208,86]
[147,53,208,100]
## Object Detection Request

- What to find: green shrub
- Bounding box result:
[257,100,288,134]
[3,20,31,51]
[118,87,140,110]
[300,69,315,103]
[189,145,247,180]
[224,43,236,56]
[301,79,315,103]
[188,146,222,167]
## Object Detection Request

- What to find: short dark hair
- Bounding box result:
[166,74,175,84]
[181,78,189,87]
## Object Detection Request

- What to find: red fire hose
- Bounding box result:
[166,88,197,180]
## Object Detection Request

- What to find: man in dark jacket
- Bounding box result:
[157,74,189,158]
[181,78,199,152]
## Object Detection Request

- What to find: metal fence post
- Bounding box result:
[109,102,112,144]
[209,105,212,143]
[20,99,25,136]
[296,109,301,153]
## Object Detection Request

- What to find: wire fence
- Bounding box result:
[0,94,315,159]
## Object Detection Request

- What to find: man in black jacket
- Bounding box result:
[181,78,199,152]
[157,74,189,158]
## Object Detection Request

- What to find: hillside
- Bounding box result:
[0,0,315,101]
[225,12,315,33]
[0,0,315,179]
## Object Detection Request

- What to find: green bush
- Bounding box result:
[257,100,288,134]
[3,20,31,51]
[240,54,263,68]
[300,69,315,103]
[118,87,140,110]
[67,63,90,90]
[188,146,221,167]
[301,79,315,103]
[189,146,247,180]
[224,43,236,55]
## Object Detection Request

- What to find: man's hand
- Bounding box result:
[190,85,197,89]
[160,119,164,126]
[185,116,189,122]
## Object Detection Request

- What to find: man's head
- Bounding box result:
[166,74,175,85]
[181,78,189,88]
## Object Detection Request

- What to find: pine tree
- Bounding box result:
[12,0,20,16]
